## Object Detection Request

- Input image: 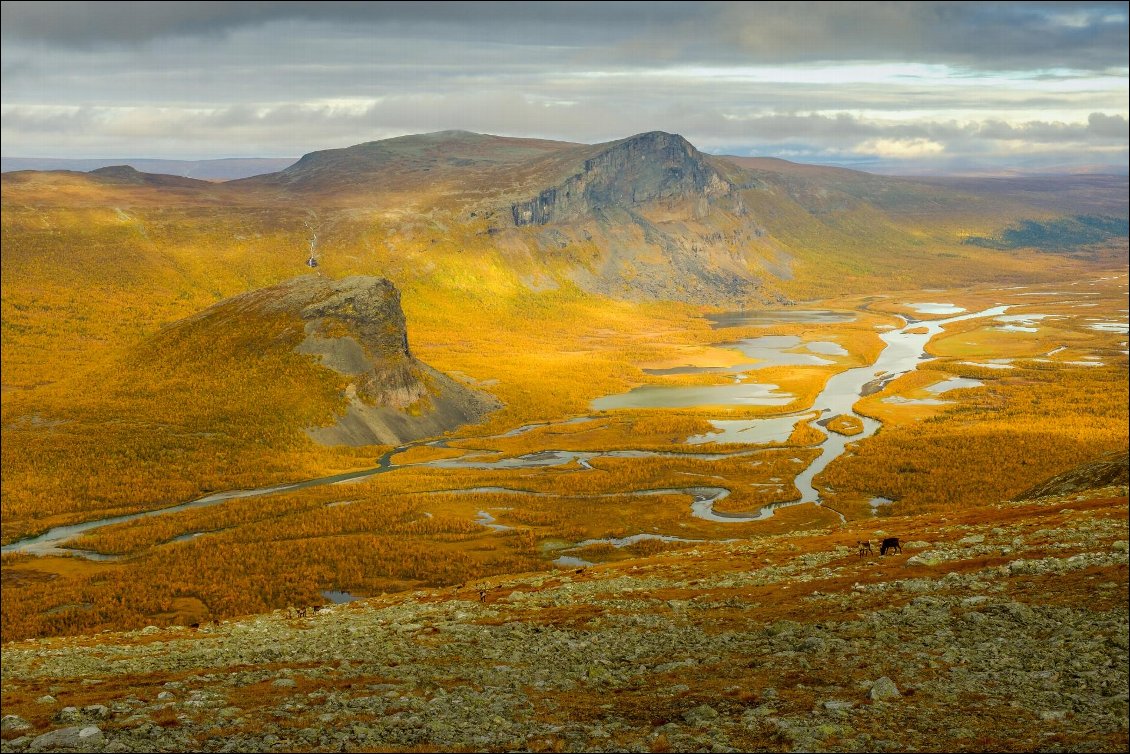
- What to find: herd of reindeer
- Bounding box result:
[857,537,902,557]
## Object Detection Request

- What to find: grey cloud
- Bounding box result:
[0,2,694,47]
[706,1,1128,70]
[3,1,1126,71]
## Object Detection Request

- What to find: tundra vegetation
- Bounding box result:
[1,134,1127,641]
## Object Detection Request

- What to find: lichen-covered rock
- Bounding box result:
[869,677,901,701]
[27,726,104,753]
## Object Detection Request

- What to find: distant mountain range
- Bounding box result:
[4,130,1127,310]
[0,156,297,180]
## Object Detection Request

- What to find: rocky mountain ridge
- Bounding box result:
[510,131,733,226]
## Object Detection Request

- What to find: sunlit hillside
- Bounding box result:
[2,131,1127,641]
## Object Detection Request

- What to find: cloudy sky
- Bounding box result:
[2,1,1127,172]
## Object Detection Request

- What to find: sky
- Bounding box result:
[2,1,1128,173]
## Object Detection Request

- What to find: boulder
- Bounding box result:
[28,725,105,753]
[869,677,901,701]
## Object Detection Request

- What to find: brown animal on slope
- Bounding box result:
[880,537,902,556]
[857,540,873,557]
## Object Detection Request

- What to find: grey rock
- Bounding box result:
[682,704,719,726]
[2,716,32,733]
[272,679,297,688]
[869,677,901,701]
[54,708,83,724]
[81,706,110,721]
[35,696,56,706]
[28,725,104,753]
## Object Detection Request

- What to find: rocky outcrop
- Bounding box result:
[1015,450,1129,500]
[511,132,732,226]
[267,276,500,446]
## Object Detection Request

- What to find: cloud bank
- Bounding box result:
[2,1,1126,172]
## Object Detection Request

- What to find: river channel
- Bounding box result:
[2,303,1007,559]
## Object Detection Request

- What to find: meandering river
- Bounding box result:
[2,304,1007,559]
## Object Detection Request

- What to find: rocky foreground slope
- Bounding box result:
[2,487,1127,753]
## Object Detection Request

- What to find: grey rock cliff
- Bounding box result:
[264,275,500,446]
[511,132,732,226]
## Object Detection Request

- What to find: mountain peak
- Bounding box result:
[511,131,731,226]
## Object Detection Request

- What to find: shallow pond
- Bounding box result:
[321,590,361,604]
[905,302,966,314]
[706,310,856,328]
[591,382,793,410]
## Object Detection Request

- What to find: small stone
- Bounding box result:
[156,691,176,701]
[36,696,57,705]
[54,707,83,724]
[961,596,990,606]
[272,678,297,688]
[869,677,901,701]
[958,535,985,546]
[1040,710,1068,721]
[822,700,855,711]
[139,626,161,635]
[2,715,32,733]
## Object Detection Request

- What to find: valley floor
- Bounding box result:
[2,487,1127,753]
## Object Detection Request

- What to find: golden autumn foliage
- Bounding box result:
[1,170,1126,642]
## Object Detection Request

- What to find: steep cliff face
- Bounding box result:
[511,132,732,226]
[250,275,500,446]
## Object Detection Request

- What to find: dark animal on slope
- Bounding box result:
[857,539,873,557]
[880,537,902,556]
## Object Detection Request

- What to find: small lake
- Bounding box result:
[644,336,846,376]
[685,415,802,445]
[926,377,983,394]
[905,303,966,314]
[591,382,793,410]
[321,590,361,604]
[706,310,856,328]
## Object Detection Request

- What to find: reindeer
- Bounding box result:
[857,539,873,557]
[880,537,902,556]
